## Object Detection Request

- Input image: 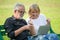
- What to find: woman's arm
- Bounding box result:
[28,19,36,36]
[29,24,36,36]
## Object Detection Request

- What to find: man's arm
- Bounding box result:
[14,25,30,36]
[4,19,30,38]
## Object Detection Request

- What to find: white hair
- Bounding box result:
[14,3,24,10]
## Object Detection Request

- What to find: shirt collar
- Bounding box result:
[12,16,23,20]
[12,16,16,20]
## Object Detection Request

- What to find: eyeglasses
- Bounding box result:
[16,10,25,14]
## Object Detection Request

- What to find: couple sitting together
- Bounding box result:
[4,3,58,40]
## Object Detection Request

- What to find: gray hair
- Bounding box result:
[14,3,25,10]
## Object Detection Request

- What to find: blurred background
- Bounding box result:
[0,0,60,40]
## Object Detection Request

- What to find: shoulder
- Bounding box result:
[4,17,13,26]
[5,17,13,23]
[40,14,46,17]
[39,14,46,18]
[21,19,27,25]
[6,17,12,20]
[21,19,26,22]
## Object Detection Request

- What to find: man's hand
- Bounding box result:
[23,24,33,30]
[24,19,36,36]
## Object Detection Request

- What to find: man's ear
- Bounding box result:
[14,10,16,13]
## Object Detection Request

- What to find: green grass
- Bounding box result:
[0,0,60,40]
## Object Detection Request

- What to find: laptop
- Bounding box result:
[37,25,50,35]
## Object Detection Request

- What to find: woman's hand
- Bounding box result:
[28,19,36,36]
[46,18,50,24]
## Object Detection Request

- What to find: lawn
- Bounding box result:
[0,0,60,40]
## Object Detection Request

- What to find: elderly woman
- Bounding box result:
[26,4,58,40]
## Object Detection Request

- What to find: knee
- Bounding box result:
[45,33,58,38]
[48,33,58,40]
[49,33,57,37]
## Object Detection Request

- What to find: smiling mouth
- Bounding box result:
[32,15,37,17]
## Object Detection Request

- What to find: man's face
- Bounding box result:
[14,6,25,19]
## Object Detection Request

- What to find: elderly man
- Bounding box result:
[4,3,32,40]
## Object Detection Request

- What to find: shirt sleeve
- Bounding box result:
[4,18,15,39]
[40,14,47,25]
[42,14,47,25]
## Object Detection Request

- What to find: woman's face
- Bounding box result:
[29,9,40,19]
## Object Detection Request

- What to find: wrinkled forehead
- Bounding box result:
[15,6,25,11]
[18,6,25,11]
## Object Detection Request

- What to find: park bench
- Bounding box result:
[0,24,60,40]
